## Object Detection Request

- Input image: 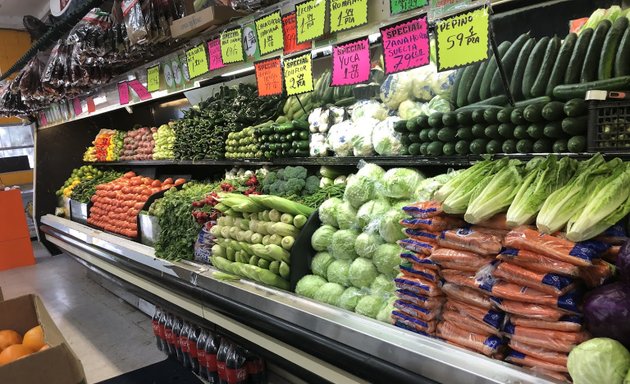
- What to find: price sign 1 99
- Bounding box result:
[186,44,209,79]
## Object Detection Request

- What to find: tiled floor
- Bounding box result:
[0,243,165,383]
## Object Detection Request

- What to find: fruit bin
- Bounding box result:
[587,91,630,152]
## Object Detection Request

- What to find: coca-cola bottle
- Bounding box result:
[186,324,201,373]
[152,307,164,351]
[245,350,266,384]
[202,331,222,383]
[217,339,232,384]
[197,329,210,379]
[226,345,248,384]
[158,310,168,354]
[180,321,191,369]
[172,317,185,363]
[164,313,176,356]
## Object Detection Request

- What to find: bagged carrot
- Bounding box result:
[400,216,465,231]
[441,283,493,309]
[398,239,435,256]
[392,311,437,334]
[400,262,441,282]
[437,228,503,255]
[508,340,569,366]
[490,298,567,321]
[478,279,580,313]
[399,251,439,270]
[394,300,440,321]
[492,261,576,296]
[497,248,581,277]
[403,229,439,244]
[402,201,443,218]
[396,289,445,309]
[509,315,583,332]
[470,225,509,239]
[504,226,599,267]
[504,323,590,353]
[394,276,442,297]
[505,351,568,373]
[441,309,501,336]
[438,261,485,273]
[441,269,479,290]
[475,213,509,230]
[430,248,494,271]
[579,259,615,288]
[436,321,504,356]
[445,300,506,333]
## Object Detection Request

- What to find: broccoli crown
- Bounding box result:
[269,180,287,196]
[304,175,320,195]
[285,178,306,196]
[281,166,308,181]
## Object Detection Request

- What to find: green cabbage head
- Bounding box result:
[568,338,630,384]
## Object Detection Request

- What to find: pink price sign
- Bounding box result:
[73,98,82,116]
[380,15,430,74]
[208,38,225,71]
[128,79,152,101]
[118,82,130,105]
[331,37,371,86]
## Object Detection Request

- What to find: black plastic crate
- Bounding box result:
[588,93,630,152]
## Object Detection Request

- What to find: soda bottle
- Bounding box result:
[158,310,168,354]
[186,325,200,373]
[216,339,232,384]
[203,332,222,384]
[164,313,176,356]
[245,350,266,384]
[152,307,164,351]
[180,321,191,369]
[172,317,185,363]
[197,329,210,380]
[225,345,248,384]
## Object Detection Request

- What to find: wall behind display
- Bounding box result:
[0,29,30,76]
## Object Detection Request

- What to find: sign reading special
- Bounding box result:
[380,15,430,74]
[221,27,245,64]
[295,0,326,44]
[435,6,489,71]
[255,11,284,55]
[283,52,314,95]
[329,0,368,33]
[255,57,283,96]
[331,37,371,86]
[208,38,225,71]
[282,12,312,54]
[186,44,209,78]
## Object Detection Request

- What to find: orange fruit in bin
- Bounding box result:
[0,344,33,366]
[0,330,22,352]
[38,344,50,352]
[22,326,45,352]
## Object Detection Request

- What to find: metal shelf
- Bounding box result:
[40,214,558,384]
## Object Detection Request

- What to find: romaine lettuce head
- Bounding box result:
[568,338,630,384]
[327,259,352,286]
[383,168,424,199]
[373,243,402,279]
[313,282,346,306]
[295,275,327,298]
[336,201,358,230]
[348,258,379,288]
[337,287,366,311]
[379,208,407,243]
[355,232,385,259]
[331,229,360,260]
[357,199,391,228]
[355,294,386,318]
[311,225,337,252]
[344,174,376,209]
[319,197,342,227]
[311,252,334,279]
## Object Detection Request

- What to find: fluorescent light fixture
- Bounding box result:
[93,96,107,105]
[152,90,169,98]
[311,46,332,56]
[221,67,255,77]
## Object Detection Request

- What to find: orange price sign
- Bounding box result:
[255,57,283,96]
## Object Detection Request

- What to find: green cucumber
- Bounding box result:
[443,142,456,156]
[567,136,586,152]
[419,142,429,155]
[541,101,566,121]
[419,129,430,142]
[510,38,535,101]
[406,119,419,132]
[565,28,593,84]
[523,37,550,99]
[514,125,528,139]
[455,140,470,154]
[442,111,458,127]
[510,108,526,125]
[516,139,534,153]
[408,132,421,143]
[527,123,545,139]
[543,121,564,138]
[394,120,408,133]
[524,103,544,123]
[483,109,499,124]
[457,63,481,108]
[450,69,465,107]
[428,112,444,128]
[456,126,474,141]
[498,123,515,139]
[599,16,629,80]
[552,139,569,152]
[472,124,486,138]
[514,96,552,108]
[502,139,517,153]
[531,36,561,97]
[486,139,503,154]
[427,141,444,156]
[615,26,630,77]
[545,33,577,96]
[561,116,588,135]
[418,115,430,129]
[553,76,630,100]
[437,127,457,142]
[408,143,421,155]
[428,128,439,141]
[467,60,488,105]
[456,111,474,126]
[491,32,530,96]
[455,97,509,113]
[497,107,514,123]
[533,138,553,153]
[472,109,486,123]
[564,98,587,117]
[581,20,612,82]
[480,41,511,100]
[469,139,488,154]
[485,124,501,140]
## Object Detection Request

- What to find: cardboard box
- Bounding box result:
[170,6,245,39]
[0,294,86,384]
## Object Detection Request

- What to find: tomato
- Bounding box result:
[174,178,186,186]
[134,202,144,210]
[163,178,173,185]
[142,189,153,196]
[124,171,135,179]
[151,180,161,188]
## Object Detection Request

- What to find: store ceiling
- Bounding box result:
[0,0,50,30]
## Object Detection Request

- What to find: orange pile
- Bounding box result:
[0,326,48,366]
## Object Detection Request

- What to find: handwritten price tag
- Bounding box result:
[255,57,283,96]
[118,82,129,105]
[256,11,284,56]
[186,44,209,79]
[295,0,326,44]
[329,0,368,33]
[435,6,489,71]
[207,38,225,71]
[147,65,160,92]
[331,37,370,86]
[282,12,312,54]
[284,52,314,95]
[73,98,82,116]
[221,28,245,64]
[380,15,430,74]
[128,79,152,101]
[390,0,427,15]
[39,112,48,126]
[87,96,96,113]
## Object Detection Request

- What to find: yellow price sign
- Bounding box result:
[186,44,209,79]
[221,28,245,64]
[147,65,160,92]
[255,11,284,56]
[283,52,314,96]
[435,6,490,71]
[329,0,368,33]
[295,0,326,44]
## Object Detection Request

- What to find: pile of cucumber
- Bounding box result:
[397,97,588,156]
[254,118,310,159]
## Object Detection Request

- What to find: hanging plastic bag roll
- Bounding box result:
[436,321,504,357]
[505,351,569,373]
[437,228,503,256]
[402,201,443,219]
[497,248,581,277]
[508,340,569,366]
[503,226,600,267]
[492,261,576,296]
[396,289,445,309]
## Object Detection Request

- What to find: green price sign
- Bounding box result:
[435,6,489,71]
[255,11,284,55]
[330,0,368,33]
[147,65,160,92]
[186,44,209,79]
[221,27,245,64]
[390,0,427,15]
[295,0,326,44]
[284,52,314,95]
